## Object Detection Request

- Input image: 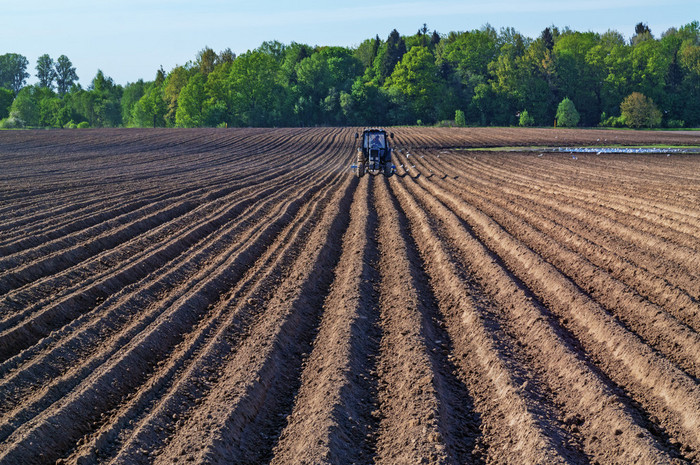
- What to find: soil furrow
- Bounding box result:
[374,176,480,464]
[414,171,700,460]
[389,169,578,464]
[2,127,698,464]
[414,154,700,376]
[397,162,681,463]
[0,168,329,414]
[147,172,355,465]
[0,170,344,464]
[269,175,381,465]
[63,168,349,465]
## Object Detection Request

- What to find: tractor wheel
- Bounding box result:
[383,162,393,177]
[356,162,365,177]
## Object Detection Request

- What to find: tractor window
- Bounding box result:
[365,133,385,149]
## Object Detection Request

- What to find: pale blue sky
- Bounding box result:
[3,0,698,86]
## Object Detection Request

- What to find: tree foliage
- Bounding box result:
[2,22,700,129]
[556,97,580,127]
[36,54,56,89]
[0,53,30,95]
[55,55,78,96]
[380,29,407,81]
[455,109,466,127]
[0,88,13,119]
[519,109,535,126]
[620,92,662,127]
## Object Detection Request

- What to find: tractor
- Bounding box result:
[354,128,395,177]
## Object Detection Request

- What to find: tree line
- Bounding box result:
[1,21,699,129]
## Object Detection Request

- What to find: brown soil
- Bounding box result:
[1,127,699,464]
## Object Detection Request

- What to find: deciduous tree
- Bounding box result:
[556,97,580,126]
[0,88,13,119]
[620,92,662,127]
[175,73,206,127]
[384,46,443,124]
[0,53,30,95]
[36,54,56,89]
[55,55,78,96]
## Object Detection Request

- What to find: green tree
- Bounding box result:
[439,26,501,124]
[679,35,700,124]
[227,51,285,126]
[556,97,580,126]
[586,30,628,119]
[346,77,388,126]
[204,60,234,125]
[131,74,167,128]
[541,27,555,51]
[219,48,236,64]
[0,88,13,119]
[441,26,499,79]
[354,35,381,69]
[519,109,535,126]
[163,66,192,126]
[384,46,444,124]
[554,31,599,125]
[631,22,653,45]
[620,92,662,127]
[380,29,406,81]
[0,53,30,94]
[175,73,206,127]
[87,70,123,127]
[121,79,147,126]
[55,55,78,96]
[455,109,466,126]
[9,85,40,126]
[36,54,57,89]
[38,89,71,127]
[196,47,218,77]
[293,47,362,124]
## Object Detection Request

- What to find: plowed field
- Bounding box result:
[1,127,700,464]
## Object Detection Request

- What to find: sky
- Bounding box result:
[3,0,699,86]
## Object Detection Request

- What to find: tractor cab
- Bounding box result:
[354,129,394,177]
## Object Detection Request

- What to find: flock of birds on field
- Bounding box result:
[351,141,697,172]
